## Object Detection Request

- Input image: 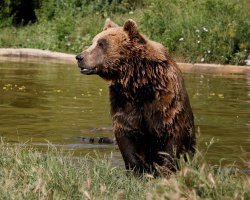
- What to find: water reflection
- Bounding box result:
[0,61,249,166]
[185,73,250,165]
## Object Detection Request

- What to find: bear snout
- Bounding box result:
[75,54,84,62]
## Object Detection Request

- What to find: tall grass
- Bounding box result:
[0,140,249,199]
[150,154,250,199]
[0,141,151,199]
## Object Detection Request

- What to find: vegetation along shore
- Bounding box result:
[0,141,250,199]
[0,0,250,65]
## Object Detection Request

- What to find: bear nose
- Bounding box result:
[76,54,84,61]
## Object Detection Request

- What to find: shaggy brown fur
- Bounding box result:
[76,19,195,175]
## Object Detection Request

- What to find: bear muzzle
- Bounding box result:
[79,65,97,75]
[75,54,97,75]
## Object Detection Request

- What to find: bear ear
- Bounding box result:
[123,19,146,44]
[123,19,138,36]
[103,18,118,31]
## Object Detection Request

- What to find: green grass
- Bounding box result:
[0,140,150,199]
[0,140,249,199]
[141,0,250,65]
[0,0,249,65]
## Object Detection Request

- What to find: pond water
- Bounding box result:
[0,61,249,167]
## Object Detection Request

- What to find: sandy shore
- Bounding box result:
[0,48,249,75]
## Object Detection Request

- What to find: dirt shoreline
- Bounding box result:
[0,48,249,75]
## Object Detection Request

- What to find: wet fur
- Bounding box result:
[109,57,195,174]
[76,19,195,175]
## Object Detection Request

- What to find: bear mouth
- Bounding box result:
[80,67,97,75]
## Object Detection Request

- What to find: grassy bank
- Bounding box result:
[0,0,249,65]
[0,141,249,199]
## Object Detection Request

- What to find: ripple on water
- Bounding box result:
[0,61,249,166]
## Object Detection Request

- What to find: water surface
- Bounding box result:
[0,61,249,166]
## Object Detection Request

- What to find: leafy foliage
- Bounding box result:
[141,0,250,65]
[0,0,249,65]
[0,0,38,26]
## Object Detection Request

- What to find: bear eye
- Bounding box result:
[97,39,106,49]
[98,42,104,48]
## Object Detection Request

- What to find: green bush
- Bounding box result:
[33,0,144,53]
[141,0,250,65]
[0,0,12,27]
[0,0,249,65]
[0,0,144,27]
[36,0,144,22]
[0,0,38,26]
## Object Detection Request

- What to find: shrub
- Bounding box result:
[33,0,144,53]
[0,0,38,26]
[36,0,144,22]
[0,0,249,65]
[141,0,250,65]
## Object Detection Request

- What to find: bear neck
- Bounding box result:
[111,57,170,103]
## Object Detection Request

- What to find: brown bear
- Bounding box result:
[76,19,195,175]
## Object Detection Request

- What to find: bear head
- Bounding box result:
[76,19,167,81]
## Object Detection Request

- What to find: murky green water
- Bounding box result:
[0,61,249,166]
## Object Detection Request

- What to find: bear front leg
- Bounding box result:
[115,134,146,174]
